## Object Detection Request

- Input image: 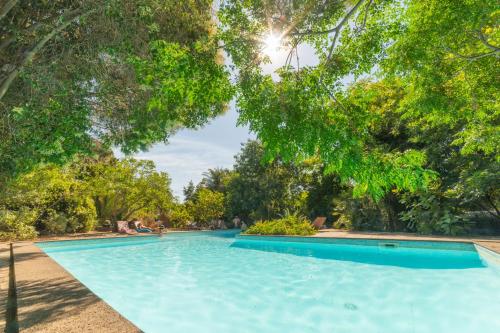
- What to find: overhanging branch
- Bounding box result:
[476,30,500,53]
[0,0,18,21]
[326,0,366,62]
[445,46,500,61]
[0,8,95,101]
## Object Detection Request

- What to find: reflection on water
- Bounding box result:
[231,239,486,269]
[39,230,241,253]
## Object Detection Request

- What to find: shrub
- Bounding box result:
[331,196,384,231]
[400,192,469,236]
[245,214,315,236]
[168,204,193,228]
[40,197,97,234]
[42,210,69,234]
[189,188,224,226]
[66,196,97,232]
[0,208,38,241]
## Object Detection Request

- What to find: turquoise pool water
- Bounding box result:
[38,231,500,333]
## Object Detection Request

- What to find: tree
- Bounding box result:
[218,0,498,201]
[183,181,196,202]
[167,203,193,228]
[0,0,233,181]
[344,77,499,232]
[304,165,344,222]
[188,188,225,226]
[375,1,499,229]
[0,152,176,239]
[0,164,97,236]
[225,140,308,222]
[201,167,231,193]
[82,158,174,222]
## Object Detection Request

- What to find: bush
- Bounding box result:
[168,205,193,228]
[0,208,38,241]
[189,188,224,226]
[42,210,69,234]
[400,192,469,236]
[66,196,97,232]
[331,196,384,231]
[40,197,97,234]
[245,214,316,236]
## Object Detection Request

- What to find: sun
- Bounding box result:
[262,33,282,58]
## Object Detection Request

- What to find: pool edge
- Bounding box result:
[238,232,500,254]
[475,244,500,267]
[7,242,142,333]
[237,234,477,251]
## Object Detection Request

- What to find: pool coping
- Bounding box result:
[240,230,500,254]
[0,241,142,333]
[2,230,500,332]
[237,234,478,251]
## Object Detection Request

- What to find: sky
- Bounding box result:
[115,103,253,200]
[117,37,319,200]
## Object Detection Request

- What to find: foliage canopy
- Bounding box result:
[0,0,232,181]
[218,0,499,200]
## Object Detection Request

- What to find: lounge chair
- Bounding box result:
[117,221,137,235]
[311,217,327,230]
[134,221,152,233]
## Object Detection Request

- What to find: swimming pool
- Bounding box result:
[37,231,500,333]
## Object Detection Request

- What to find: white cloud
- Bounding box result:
[114,94,255,201]
[122,137,237,200]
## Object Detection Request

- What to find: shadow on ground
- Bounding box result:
[16,277,98,330]
[9,250,45,264]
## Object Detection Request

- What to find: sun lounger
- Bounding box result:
[311,217,327,230]
[117,221,137,234]
[133,221,152,233]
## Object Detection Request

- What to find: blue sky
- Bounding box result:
[116,103,254,200]
[118,40,318,200]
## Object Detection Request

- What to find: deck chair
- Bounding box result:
[134,221,152,233]
[311,217,327,230]
[117,221,137,234]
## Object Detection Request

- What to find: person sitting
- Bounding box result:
[134,221,152,233]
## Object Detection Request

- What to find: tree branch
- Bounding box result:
[356,0,373,33]
[326,0,366,62]
[476,30,500,52]
[291,0,366,39]
[444,29,500,62]
[0,35,16,52]
[319,79,347,112]
[0,0,18,21]
[0,8,95,101]
[291,27,337,36]
[485,193,500,219]
[476,202,500,221]
[0,19,51,53]
[446,47,500,61]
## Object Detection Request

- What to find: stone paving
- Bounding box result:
[314,229,500,253]
[1,240,140,333]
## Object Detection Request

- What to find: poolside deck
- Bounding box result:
[0,238,141,333]
[313,229,500,254]
[1,230,499,332]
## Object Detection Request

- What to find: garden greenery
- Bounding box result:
[0,0,232,181]
[0,1,498,238]
[0,153,174,240]
[245,214,316,236]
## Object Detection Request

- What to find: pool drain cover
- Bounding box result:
[344,303,358,311]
